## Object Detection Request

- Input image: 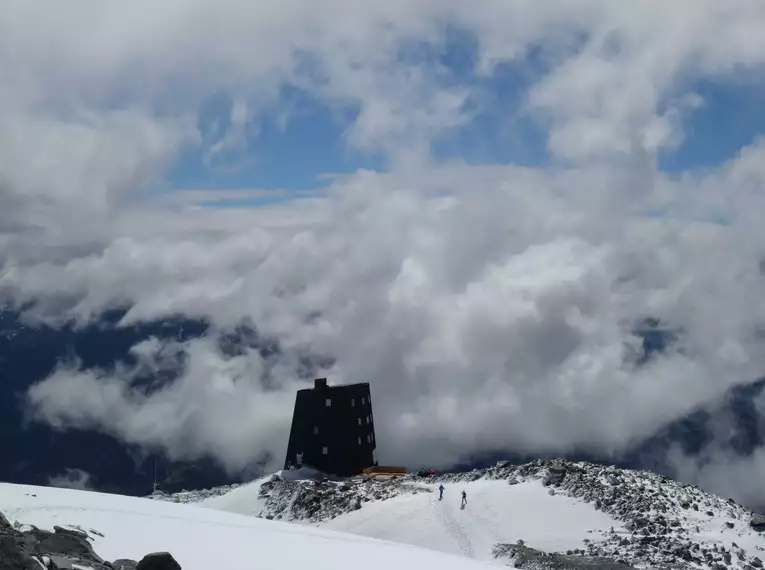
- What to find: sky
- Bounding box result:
[3,1,765,502]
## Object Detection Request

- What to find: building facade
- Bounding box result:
[284,378,378,476]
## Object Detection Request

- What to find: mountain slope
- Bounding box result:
[171,460,765,569]
[322,479,620,561]
[0,481,499,570]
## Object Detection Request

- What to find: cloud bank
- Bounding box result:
[4,1,765,501]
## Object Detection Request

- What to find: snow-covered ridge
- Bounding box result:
[156,459,765,569]
[150,467,427,523]
[439,459,765,569]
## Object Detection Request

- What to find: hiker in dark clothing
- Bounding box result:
[461,490,467,507]
[438,484,445,500]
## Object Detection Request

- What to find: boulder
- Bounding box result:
[137,552,182,570]
[26,525,105,564]
[751,513,765,532]
[543,462,567,487]
[0,511,42,570]
[112,560,139,570]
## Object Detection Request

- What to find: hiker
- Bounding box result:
[438,484,445,500]
[461,489,467,507]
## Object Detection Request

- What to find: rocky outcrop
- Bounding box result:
[0,510,181,570]
[150,472,426,522]
[148,484,242,504]
[136,552,182,570]
[245,473,425,523]
[435,459,763,570]
[751,514,765,532]
[0,510,39,570]
[543,462,567,487]
[493,542,638,570]
[26,525,110,569]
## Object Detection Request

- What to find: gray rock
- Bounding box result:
[48,554,113,570]
[112,559,139,570]
[136,552,182,570]
[26,525,104,565]
[493,543,638,570]
[751,514,765,532]
[0,511,42,570]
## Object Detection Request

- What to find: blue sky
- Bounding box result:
[165,33,765,204]
[661,78,765,172]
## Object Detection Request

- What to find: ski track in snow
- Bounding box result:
[437,496,475,559]
[317,480,619,561]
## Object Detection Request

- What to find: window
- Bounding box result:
[367,434,371,443]
[357,417,361,426]
[313,426,319,435]
[351,398,356,407]
[357,437,361,445]
[366,415,370,424]
[322,447,328,455]
[325,398,331,407]
[362,397,366,405]
[371,433,374,443]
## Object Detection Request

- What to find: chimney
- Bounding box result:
[314,378,328,389]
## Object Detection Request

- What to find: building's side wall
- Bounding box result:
[284,382,378,476]
[284,390,313,470]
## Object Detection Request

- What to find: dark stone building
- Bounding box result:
[284,378,378,476]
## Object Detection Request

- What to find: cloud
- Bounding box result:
[48,468,93,491]
[19,159,765,475]
[4,0,765,494]
[667,439,765,509]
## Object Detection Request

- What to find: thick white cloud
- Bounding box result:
[4,1,765,489]
[18,159,765,476]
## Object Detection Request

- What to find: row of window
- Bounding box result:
[324,396,371,407]
[313,414,372,435]
[359,433,374,445]
[320,433,374,455]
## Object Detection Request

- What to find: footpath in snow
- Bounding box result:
[322,480,621,561]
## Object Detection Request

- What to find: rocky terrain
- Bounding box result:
[492,542,638,570]
[150,471,428,523]
[147,483,242,505]
[256,473,429,522]
[0,509,181,570]
[435,459,765,570]
[148,460,765,569]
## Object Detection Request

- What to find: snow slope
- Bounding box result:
[321,480,621,562]
[0,482,503,570]
[193,475,270,516]
[190,460,765,569]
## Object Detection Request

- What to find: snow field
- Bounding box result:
[0,483,504,570]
